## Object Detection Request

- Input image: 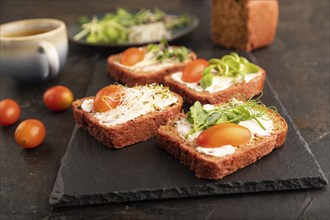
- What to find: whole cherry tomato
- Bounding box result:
[120,47,145,66]
[15,119,46,149]
[43,85,74,111]
[93,85,123,112]
[0,99,21,126]
[196,123,252,148]
[181,59,209,83]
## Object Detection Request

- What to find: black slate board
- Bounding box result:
[49,60,327,207]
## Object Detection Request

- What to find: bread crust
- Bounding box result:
[163,68,266,105]
[73,93,183,149]
[157,108,288,180]
[107,49,197,87]
[247,0,279,51]
[211,0,279,51]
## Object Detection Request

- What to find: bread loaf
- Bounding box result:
[211,0,279,51]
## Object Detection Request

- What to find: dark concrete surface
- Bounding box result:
[1,0,329,219]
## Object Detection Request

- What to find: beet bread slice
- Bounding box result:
[73,85,183,149]
[157,101,288,180]
[164,68,266,105]
[164,52,266,105]
[107,45,197,87]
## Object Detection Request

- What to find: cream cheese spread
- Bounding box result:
[81,85,178,126]
[81,99,93,112]
[196,145,236,158]
[175,105,274,158]
[171,71,262,93]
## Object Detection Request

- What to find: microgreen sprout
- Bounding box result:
[186,95,276,136]
[146,40,189,63]
[200,53,260,89]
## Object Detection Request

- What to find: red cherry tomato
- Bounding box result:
[43,85,74,111]
[15,119,46,149]
[93,85,123,112]
[120,47,145,66]
[196,123,252,148]
[181,59,209,83]
[0,99,21,126]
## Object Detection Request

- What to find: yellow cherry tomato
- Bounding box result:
[196,123,252,148]
[15,119,46,149]
[120,47,145,66]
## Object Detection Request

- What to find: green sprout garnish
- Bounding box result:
[186,96,276,136]
[146,40,189,63]
[200,53,260,89]
[74,8,191,44]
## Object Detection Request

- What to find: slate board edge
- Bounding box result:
[263,78,329,185]
[49,126,79,206]
[250,52,328,185]
[50,176,326,208]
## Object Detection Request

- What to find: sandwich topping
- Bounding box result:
[81,84,178,126]
[114,41,190,72]
[175,99,275,157]
[171,53,261,93]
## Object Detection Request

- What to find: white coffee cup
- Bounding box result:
[0,18,68,82]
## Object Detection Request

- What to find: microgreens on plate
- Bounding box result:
[74,8,191,45]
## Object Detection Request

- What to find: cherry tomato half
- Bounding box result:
[181,59,209,83]
[0,99,21,126]
[15,119,46,149]
[93,85,123,112]
[120,47,145,66]
[196,123,252,148]
[43,85,74,112]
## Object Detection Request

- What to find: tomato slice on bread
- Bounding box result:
[181,59,208,83]
[93,85,123,112]
[196,123,252,148]
[120,47,145,66]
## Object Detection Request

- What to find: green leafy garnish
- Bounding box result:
[200,72,213,88]
[146,40,189,63]
[74,8,191,44]
[186,97,275,136]
[200,53,260,89]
